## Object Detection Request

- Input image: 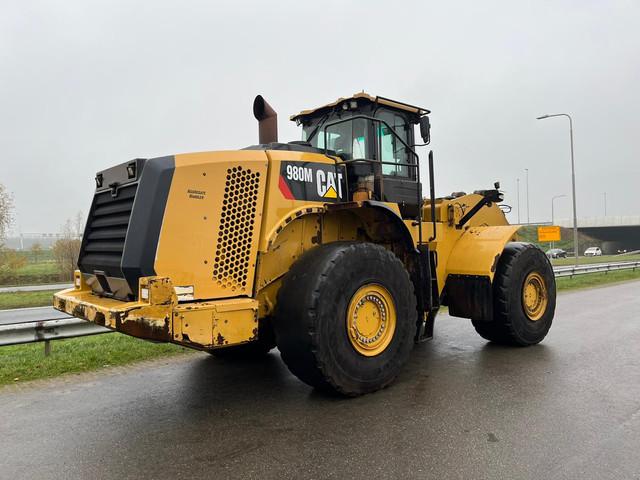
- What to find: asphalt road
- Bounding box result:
[0,306,67,326]
[1,281,639,480]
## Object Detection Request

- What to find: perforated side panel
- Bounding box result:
[213,166,261,293]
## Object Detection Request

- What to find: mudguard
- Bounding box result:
[445,225,521,281]
[443,225,521,321]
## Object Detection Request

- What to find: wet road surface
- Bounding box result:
[1,281,639,479]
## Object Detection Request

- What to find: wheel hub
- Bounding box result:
[522,272,548,321]
[346,284,397,356]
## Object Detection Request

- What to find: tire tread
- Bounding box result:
[275,242,416,396]
[472,242,555,346]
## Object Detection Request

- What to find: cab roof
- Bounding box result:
[290,92,430,122]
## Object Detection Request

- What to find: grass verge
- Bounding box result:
[0,290,58,310]
[16,261,59,276]
[0,259,63,287]
[556,268,640,291]
[0,333,193,386]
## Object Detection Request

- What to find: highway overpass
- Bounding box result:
[557,216,640,254]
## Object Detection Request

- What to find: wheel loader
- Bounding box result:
[54,93,556,396]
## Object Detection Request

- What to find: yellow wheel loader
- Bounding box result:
[54,93,556,396]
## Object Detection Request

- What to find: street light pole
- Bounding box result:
[525,168,530,224]
[551,194,566,249]
[603,192,607,217]
[516,178,521,224]
[537,113,579,266]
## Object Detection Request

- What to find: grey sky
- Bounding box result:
[2,0,639,234]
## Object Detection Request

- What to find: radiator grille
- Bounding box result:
[213,166,260,293]
[79,183,137,277]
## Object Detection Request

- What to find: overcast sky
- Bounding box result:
[2,0,639,234]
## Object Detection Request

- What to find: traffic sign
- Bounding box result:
[538,226,561,242]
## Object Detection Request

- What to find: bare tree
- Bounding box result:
[0,183,13,245]
[74,210,85,237]
[0,183,21,283]
[52,212,83,281]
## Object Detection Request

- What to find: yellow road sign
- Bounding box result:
[538,226,561,242]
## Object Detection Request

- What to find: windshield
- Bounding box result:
[303,117,368,160]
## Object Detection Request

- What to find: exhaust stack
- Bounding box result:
[253,95,278,144]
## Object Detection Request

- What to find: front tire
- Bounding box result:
[274,242,417,396]
[472,242,556,346]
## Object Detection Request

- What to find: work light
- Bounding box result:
[126,162,136,179]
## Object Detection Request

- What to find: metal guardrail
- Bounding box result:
[0,283,72,294]
[0,318,109,347]
[0,261,638,349]
[553,260,640,278]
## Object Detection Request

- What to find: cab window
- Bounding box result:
[376,110,410,177]
[306,117,368,160]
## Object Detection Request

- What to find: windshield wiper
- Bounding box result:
[305,113,330,143]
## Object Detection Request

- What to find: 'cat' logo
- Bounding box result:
[279,161,346,202]
[315,169,342,199]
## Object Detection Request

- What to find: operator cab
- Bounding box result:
[290,93,431,218]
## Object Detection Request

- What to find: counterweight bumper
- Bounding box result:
[53,271,259,350]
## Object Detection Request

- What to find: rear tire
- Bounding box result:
[472,242,556,346]
[273,242,417,396]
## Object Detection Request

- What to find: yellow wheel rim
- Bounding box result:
[346,284,397,357]
[522,272,548,321]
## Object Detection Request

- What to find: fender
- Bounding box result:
[445,225,521,282]
[443,225,521,321]
[263,200,418,260]
[261,204,326,251]
[255,201,423,317]
[327,200,417,254]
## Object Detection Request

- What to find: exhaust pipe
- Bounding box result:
[253,95,278,144]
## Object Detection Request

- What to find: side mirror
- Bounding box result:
[419,116,431,144]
